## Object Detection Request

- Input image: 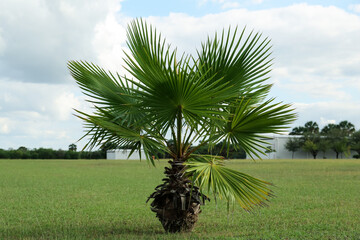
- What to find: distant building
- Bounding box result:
[106,149,146,160]
[107,135,356,160]
[246,134,355,159]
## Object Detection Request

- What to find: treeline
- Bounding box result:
[285,121,360,159]
[194,142,246,159]
[0,145,106,159]
[155,141,246,159]
[1,142,246,160]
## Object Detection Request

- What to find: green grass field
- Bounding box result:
[0,159,359,239]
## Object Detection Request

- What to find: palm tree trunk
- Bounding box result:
[147,159,209,233]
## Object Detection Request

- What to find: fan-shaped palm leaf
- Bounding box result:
[185,155,273,211]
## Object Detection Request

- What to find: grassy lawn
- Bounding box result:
[0,159,359,239]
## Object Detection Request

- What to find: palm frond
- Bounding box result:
[196,27,273,102]
[68,61,146,124]
[124,19,237,131]
[185,155,273,211]
[75,108,166,165]
[221,98,297,158]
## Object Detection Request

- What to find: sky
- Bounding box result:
[0,0,360,150]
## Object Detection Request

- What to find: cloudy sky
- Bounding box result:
[1,0,360,150]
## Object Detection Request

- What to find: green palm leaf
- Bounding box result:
[75,108,167,165]
[124,20,239,131]
[222,98,297,158]
[196,27,273,103]
[185,155,273,211]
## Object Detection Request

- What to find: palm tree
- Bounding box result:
[290,121,319,135]
[68,19,296,233]
[68,143,77,152]
[338,120,355,136]
[289,126,305,135]
[350,130,360,157]
[285,137,301,159]
[321,122,352,159]
[304,121,319,134]
[317,138,330,159]
[302,139,319,159]
[321,123,337,135]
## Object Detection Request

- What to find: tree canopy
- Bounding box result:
[287,120,358,159]
[68,19,296,232]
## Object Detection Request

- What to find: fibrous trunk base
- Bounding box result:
[147,160,209,233]
[156,201,201,233]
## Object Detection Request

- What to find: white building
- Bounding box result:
[107,135,356,160]
[106,149,146,160]
[247,134,356,159]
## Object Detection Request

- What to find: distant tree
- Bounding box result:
[69,143,77,152]
[317,138,330,159]
[321,123,338,135]
[193,141,246,159]
[302,140,318,159]
[303,121,319,134]
[65,150,79,159]
[285,137,301,159]
[17,146,30,159]
[0,147,105,160]
[321,123,351,159]
[289,126,305,135]
[350,130,360,157]
[30,151,39,159]
[213,142,246,159]
[36,148,55,159]
[0,149,9,159]
[329,130,347,159]
[18,146,28,152]
[338,120,355,136]
[55,149,66,159]
[290,121,319,136]
[333,140,349,159]
[8,149,22,159]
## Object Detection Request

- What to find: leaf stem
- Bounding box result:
[177,106,183,159]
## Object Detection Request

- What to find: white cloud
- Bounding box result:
[0,118,11,134]
[146,4,360,73]
[0,0,122,83]
[0,110,81,149]
[0,28,5,55]
[0,79,90,149]
[54,92,81,121]
[277,77,350,101]
[0,79,88,118]
[293,101,360,129]
[146,4,360,84]
[92,4,129,73]
[320,117,336,125]
[0,0,126,149]
[144,4,360,130]
[349,4,360,13]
